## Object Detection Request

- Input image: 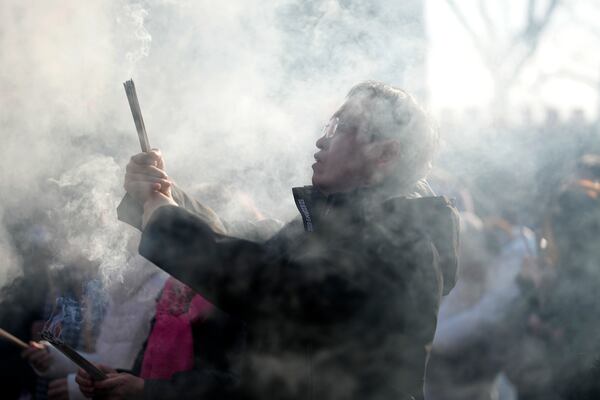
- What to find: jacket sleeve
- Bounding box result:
[117,186,226,234]
[138,205,372,323]
[139,205,270,319]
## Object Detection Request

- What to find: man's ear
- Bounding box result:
[363,139,400,186]
[374,139,400,166]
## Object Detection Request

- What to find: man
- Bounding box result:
[112,81,459,399]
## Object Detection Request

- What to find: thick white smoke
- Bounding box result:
[0,0,428,289]
[48,156,134,286]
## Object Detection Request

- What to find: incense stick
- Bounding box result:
[123,79,151,153]
[0,328,28,349]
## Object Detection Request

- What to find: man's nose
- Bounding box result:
[315,135,329,150]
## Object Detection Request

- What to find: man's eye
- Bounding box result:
[323,117,340,139]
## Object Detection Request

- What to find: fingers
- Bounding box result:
[130,149,165,169]
[125,172,171,188]
[76,369,94,398]
[29,350,51,370]
[21,347,38,359]
[126,163,168,179]
[96,364,117,374]
[21,341,45,357]
[31,341,45,350]
[151,148,165,170]
[125,150,172,204]
[124,181,166,200]
[22,342,50,371]
[92,374,122,390]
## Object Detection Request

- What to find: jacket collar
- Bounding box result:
[292,186,322,232]
[291,179,436,232]
[291,186,374,232]
[292,184,459,295]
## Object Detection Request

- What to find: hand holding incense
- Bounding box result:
[41,331,107,381]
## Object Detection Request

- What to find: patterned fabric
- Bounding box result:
[35,279,106,400]
[140,278,214,379]
[35,296,82,400]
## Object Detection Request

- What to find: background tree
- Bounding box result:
[445,0,560,119]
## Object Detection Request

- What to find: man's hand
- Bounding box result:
[94,373,144,400]
[124,149,172,204]
[21,341,51,372]
[76,367,144,400]
[48,378,68,400]
[75,365,117,398]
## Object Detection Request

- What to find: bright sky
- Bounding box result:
[426,0,600,121]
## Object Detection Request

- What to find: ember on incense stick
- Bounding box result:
[0,328,28,349]
[41,331,107,381]
[123,79,151,153]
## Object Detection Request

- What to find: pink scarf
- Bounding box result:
[140,278,214,379]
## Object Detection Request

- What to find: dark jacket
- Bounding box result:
[122,184,459,400]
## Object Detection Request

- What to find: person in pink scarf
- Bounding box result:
[140,277,214,379]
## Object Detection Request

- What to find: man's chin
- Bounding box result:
[311,174,323,190]
[311,175,331,194]
[311,175,319,188]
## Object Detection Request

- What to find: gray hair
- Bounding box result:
[340,81,438,190]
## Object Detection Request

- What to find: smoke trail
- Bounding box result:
[119,1,152,76]
[48,156,134,286]
[43,296,83,338]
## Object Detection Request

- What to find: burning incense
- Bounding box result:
[41,331,107,381]
[0,328,28,349]
[123,79,151,152]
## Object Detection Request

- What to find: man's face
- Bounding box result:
[311,104,374,194]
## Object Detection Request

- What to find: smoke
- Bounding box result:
[0,1,599,398]
[0,0,429,291]
[43,296,83,338]
[119,1,152,76]
[48,156,134,286]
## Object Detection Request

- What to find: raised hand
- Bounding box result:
[124,149,172,204]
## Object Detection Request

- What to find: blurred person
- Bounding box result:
[0,220,53,399]
[0,215,104,400]
[24,251,167,400]
[464,154,600,400]
[20,254,105,400]
[516,154,600,400]
[115,81,460,399]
